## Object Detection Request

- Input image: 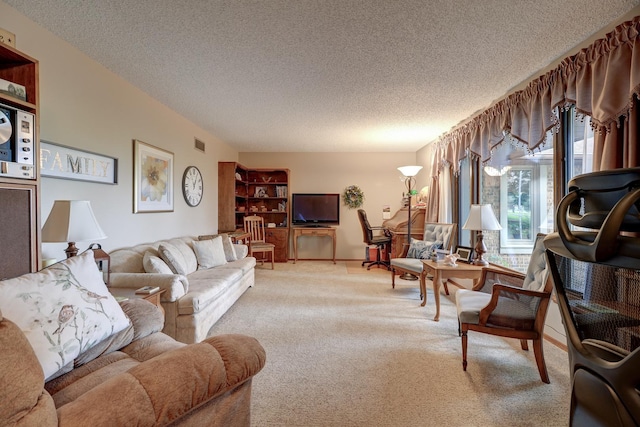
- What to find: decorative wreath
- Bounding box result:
[343,185,365,209]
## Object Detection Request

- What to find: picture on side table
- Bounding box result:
[133,139,174,213]
[455,246,473,263]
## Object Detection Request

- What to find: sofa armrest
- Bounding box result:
[56,334,266,426]
[110,273,188,302]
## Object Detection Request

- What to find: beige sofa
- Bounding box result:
[0,299,266,426]
[109,235,256,344]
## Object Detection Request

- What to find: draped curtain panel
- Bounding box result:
[435,15,640,176]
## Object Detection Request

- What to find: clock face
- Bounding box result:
[182,166,203,207]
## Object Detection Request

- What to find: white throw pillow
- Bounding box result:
[0,250,130,381]
[193,237,227,269]
[198,234,237,262]
[220,234,238,262]
[143,251,173,274]
[158,242,188,275]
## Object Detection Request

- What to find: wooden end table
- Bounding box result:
[420,260,484,321]
[109,287,166,317]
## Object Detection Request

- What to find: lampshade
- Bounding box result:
[42,200,106,256]
[397,165,423,177]
[462,204,502,231]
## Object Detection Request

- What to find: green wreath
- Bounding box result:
[343,185,365,209]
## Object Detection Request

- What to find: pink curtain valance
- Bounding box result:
[436,15,640,176]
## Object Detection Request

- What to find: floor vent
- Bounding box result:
[194,138,205,153]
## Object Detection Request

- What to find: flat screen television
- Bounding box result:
[291,193,340,226]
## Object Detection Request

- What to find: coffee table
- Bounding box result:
[420,260,484,321]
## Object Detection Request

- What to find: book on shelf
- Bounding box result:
[135,286,160,295]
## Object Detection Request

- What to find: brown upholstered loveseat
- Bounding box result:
[0,298,266,426]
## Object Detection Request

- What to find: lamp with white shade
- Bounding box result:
[42,200,107,258]
[397,165,422,280]
[462,204,502,266]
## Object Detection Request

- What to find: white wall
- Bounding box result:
[239,152,420,260]
[0,3,240,261]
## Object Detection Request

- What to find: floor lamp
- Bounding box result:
[398,165,423,280]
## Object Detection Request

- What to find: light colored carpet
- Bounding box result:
[208,261,571,427]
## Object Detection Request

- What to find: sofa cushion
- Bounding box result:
[192,237,227,269]
[0,251,130,381]
[177,268,244,315]
[143,251,173,274]
[199,234,238,262]
[216,256,257,275]
[159,243,189,275]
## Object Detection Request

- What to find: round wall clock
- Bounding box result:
[182,166,203,207]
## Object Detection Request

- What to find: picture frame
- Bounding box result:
[254,186,267,197]
[455,246,473,263]
[40,140,118,184]
[133,139,174,213]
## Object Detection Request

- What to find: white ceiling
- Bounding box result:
[5,0,640,152]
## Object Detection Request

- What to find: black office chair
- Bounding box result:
[357,209,391,270]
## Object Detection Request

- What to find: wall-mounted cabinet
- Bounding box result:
[0,44,39,279]
[218,162,290,261]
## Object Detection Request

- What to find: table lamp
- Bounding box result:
[42,200,107,258]
[462,204,502,266]
[398,165,423,279]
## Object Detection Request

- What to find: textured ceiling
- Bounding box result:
[5,0,640,152]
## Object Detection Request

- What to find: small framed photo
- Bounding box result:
[455,246,473,263]
[254,186,267,197]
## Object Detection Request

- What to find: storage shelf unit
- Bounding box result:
[0,43,40,279]
[218,162,290,261]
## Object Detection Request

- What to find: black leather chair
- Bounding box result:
[357,209,391,270]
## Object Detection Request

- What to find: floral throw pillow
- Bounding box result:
[406,239,443,259]
[0,250,130,381]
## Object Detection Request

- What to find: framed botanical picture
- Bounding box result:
[455,246,473,263]
[133,139,174,213]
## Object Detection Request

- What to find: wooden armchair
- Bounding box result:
[455,233,552,383]
[243,215,275,269]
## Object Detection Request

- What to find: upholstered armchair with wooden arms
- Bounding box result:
[390,222,456,292]
[455,233,552,383]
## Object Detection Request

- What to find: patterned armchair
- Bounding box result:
[390,222,456,291]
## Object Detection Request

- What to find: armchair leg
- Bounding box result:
[532,338,550,384]
[391,267,396,288]
[461,325,469,371]
[520,339,529,351]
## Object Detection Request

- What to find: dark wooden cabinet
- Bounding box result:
[218,162,290,261]
[265,227,289,262]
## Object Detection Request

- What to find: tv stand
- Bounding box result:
[293,226,336,264]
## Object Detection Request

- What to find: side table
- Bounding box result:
[109,287,166,317]
[420,260,484,321]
